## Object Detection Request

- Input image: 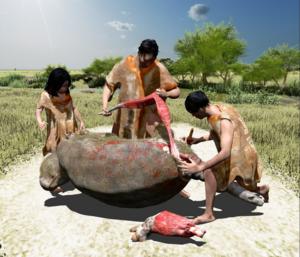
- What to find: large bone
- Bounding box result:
[227,182,264,206]
[192,173,264,206]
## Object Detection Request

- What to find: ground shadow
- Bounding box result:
[44,189,263,222]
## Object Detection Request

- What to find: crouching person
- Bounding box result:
[130,210,206,242]
[177,90,269,224]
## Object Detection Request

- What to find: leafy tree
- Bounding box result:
[175,23,246,85]
[83,57,122,77]
[82,57,122,88]
[266,44,300,85]
[42,64,69,78]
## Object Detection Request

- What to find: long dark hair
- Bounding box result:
[44,68,71,96]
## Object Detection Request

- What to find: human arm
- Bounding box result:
[73,105,85,130]
[178,119,233,174]
[156,87,180,100]
[156,62,180,99]
[35,107,47,130]
[181,128,212,145]
[99,83,113,116]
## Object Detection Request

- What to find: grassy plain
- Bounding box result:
[0,86,299,194]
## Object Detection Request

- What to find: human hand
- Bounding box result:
[156,88,168,99]
[177,153,205,175]
[98,109,112,116]
[38,121,47,130]
[79,121,85,131]
[180,128,196,145]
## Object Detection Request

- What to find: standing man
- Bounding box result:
[178,90,269,224]
[100,39,180,139]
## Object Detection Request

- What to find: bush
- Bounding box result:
[240,81,300,96]
[281,81,300,96]
[88,76,106,88]
[71,74,86,82]
[178,80,191,89]
[9,80,28,88]
[26,74,47,88]
[0,74,25,87]
[227,90,279,105]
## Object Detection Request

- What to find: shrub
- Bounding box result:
[9,80,28,88]
[26,74,47,88]
[88,76,106,88]
[0,74,25,87]
[227,85,279,104]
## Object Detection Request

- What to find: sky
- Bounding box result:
[0,0,299,69]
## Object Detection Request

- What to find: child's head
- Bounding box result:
[45,68,71,96]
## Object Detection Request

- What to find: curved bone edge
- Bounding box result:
[227,182,264,206]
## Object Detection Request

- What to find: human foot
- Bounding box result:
[259,185,270,203]
[189,226,206,238]
[193,214,215,224]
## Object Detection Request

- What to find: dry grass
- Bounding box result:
[0,87,299,194]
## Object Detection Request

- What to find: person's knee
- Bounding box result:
[203,169,213,178]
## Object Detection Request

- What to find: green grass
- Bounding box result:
[0,87,299,194]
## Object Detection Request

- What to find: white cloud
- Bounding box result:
[188,4,209,21]
[107,20,134,31]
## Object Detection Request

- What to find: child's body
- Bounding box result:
[35,68,85,156]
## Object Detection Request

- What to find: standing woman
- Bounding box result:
[35,68,85,156]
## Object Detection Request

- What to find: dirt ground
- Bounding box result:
[0,123,299,257]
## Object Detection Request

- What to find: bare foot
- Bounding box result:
[189,226,206,238]
[259,185,270,203]
[193,214,215,224]
[179,189,190,199]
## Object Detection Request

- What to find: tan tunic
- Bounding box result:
[37,91,78,155]
[105,55,178,139]
[208,104,262,191]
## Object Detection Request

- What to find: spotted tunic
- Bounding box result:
[208,104,262,191]
[105,55,178,139]
[37,91,79,155]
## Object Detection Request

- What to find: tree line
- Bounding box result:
[1,23,299,95]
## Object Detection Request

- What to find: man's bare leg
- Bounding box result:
[193,169,216,224]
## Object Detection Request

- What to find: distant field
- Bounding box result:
[0,69,83,78]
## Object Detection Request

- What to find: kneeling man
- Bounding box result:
[177,90,269,224]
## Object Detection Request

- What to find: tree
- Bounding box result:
[42,64,69,78]
[266,44,300,85]
[242,45,299,87]
[83,57,122,77]
[174,23,246,85]
[82,57,122,88]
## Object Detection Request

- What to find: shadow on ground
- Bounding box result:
[44,182,263,246]
[45,182,263,222]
